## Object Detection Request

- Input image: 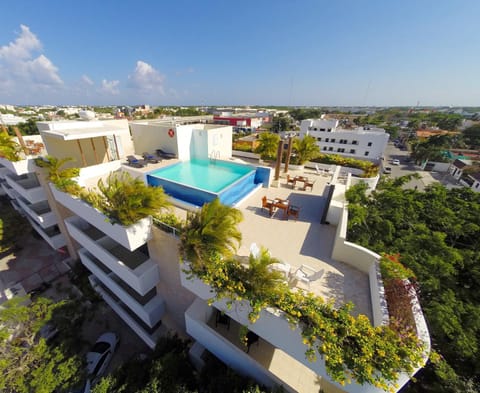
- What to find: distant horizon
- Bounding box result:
[1,1,479,106]
[4,104,480,110]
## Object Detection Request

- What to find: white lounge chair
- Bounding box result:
[293,265,324,287]
[315,164,322,175]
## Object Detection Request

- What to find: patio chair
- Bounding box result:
[142,152,160,164]
[303,179,315,191]
[286,174,295,188]
[126,155,145,168]
[315,164,322,175]
[287,205,300,221]
[293,265,324,288]
[156,148,177,159]
[261,196,276,217]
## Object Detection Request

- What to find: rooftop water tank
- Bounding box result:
[78,110,96,120]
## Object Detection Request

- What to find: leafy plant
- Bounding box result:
[0,133,22,161]
[179,198,242,271]
[34,155,82,195]
[95,171,171,226]
[291,135,319,165]
[254,132,280,161]
[312,153,379,177]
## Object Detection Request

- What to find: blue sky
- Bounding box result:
[1,0,479,106]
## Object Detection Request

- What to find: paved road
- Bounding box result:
[382,143,433,190]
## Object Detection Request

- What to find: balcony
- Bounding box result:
[65,216,159,295]
[1,181,18,199]
[51,185,152,251]
[0,156,36,176]
[88,275,163,349]
[26,217,66,250]
[186,298,332,393]
[16,198,57,228]
[5,173,46,204]
[78,249,165,327]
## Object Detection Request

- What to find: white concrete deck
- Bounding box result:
[236,168,372,320]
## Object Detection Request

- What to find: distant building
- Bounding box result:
[300,116,389,161]
[0,113,26,126]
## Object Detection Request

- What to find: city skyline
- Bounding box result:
[1,0,479,107]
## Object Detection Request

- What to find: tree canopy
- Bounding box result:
[0,297,84,393]
[346,180,480,392]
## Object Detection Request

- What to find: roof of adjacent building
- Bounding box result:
[453,159,468,169]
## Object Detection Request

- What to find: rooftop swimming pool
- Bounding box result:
[147,159,270,207]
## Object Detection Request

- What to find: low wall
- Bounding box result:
[332,207,389,327]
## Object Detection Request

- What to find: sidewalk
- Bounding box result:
[0,232,70,299]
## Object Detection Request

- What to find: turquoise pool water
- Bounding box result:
[148,159,253,193]
[147,159,269,206]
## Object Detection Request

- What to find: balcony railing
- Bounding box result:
[6,173,46,204]
[16,198,57,228]
[79,249,165,327]
[65,216,159,295]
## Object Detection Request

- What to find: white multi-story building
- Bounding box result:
[300,117,389,161]
[0,117,429,393]
[0,113,26,126]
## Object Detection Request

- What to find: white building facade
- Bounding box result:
[300,117,389,161]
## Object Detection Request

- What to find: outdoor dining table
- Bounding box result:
[273,198,290,218]
[293,176,309,187]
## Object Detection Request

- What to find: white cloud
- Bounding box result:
[128,60,165,94]
[0,24,63,94]
[100,79,120,95]
[0,25,41,62]
[81,74,94,86]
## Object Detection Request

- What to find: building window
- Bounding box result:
[476,183,479,188]
[317,137,322,141]
[367,142,372,147]
[350,149,356,154]
[364,151,369,156]
[313,127,317,131]
[329,147,333,151]
[337,148,345,153]
[325,138,329,142]
[323,146,327,151]
[352,140,358,145]
[327,128,332,132]
[320,128,326,131]
[331,138,335,143]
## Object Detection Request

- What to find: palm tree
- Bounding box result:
[96,171,171,226]
[179,198,243,270]
[244,247,286,298]
[292,135,320,165]
[254,132,280,161]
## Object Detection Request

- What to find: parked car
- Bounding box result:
[86,332,119,383]
[383,167,392,174]
[71,332,119,392]
[392,159,401,165]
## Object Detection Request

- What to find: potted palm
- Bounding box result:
[254,132,280,164]
[289,135,320,170]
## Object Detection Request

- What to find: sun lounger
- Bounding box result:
[156,148,176,159]
[142,152,160,163]
[126,155,146,168]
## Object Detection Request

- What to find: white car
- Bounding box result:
[86,332,119,385]
[392,159,401,165]
[383,167,392,174]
